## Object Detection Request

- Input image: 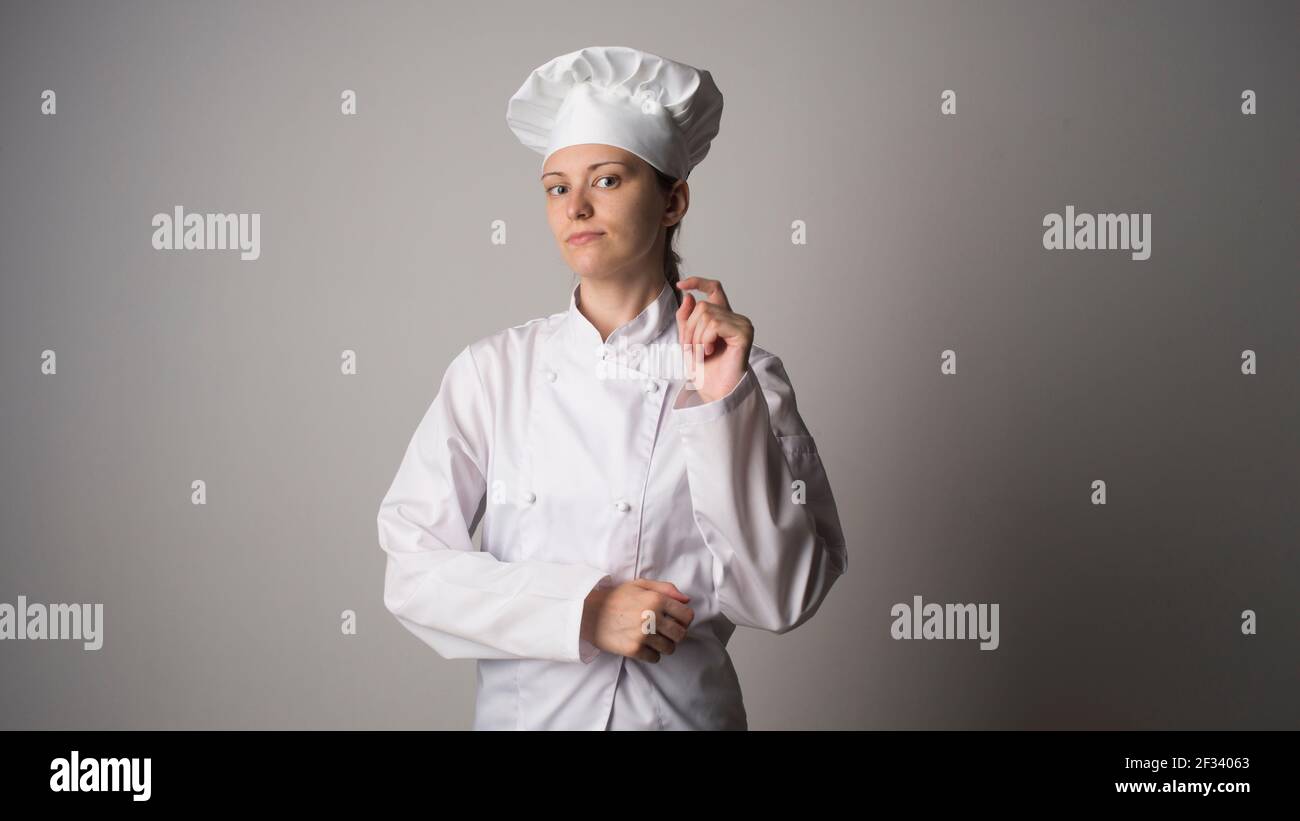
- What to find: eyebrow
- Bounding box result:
[541,161,631,181]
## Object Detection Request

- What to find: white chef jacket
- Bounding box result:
[377,279,848,730]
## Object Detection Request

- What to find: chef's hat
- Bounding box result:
[506,45,724,181]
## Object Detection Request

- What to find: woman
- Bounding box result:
[378,46,847,730]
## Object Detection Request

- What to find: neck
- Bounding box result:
[576,271,668,343]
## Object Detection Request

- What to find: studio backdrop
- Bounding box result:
[0,0,1295,729]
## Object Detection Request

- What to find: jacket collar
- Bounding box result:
[562,278,679,357]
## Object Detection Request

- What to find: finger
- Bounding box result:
[684,302,712,352]
[676,276,730,310]
[643,631,676,656]
[694,307,725,353]
[704,312,748,355]
[635,579,690,602]
[708,313,749,349]
[639,606,687,642]
[700,318,721,357]
[655,614,689,643]
[675,291,696,353]
[634,646,662,663]
[662,597,695,627]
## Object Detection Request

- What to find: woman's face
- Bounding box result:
[541,143,685,280]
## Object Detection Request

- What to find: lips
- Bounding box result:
[567,231,604,245]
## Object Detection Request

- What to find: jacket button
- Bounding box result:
[644,380,660,393]
[524,492,537,504]
[615,501,631,512]
[544,370,557,382]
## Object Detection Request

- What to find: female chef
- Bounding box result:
[377,46,848,730]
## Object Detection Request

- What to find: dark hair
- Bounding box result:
[651,166,684,304]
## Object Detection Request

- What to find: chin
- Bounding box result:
[567,254,618,279]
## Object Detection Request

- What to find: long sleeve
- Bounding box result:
[670,352,848,633]
[378,345,613,663]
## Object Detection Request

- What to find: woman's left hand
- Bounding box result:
[675,276,754,404]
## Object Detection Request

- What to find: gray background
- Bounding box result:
[1,0,1296,729]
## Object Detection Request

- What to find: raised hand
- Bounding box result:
[674,276,754,404]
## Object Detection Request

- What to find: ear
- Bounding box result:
[663,180,689,226]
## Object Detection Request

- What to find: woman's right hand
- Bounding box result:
[581,579,694,662]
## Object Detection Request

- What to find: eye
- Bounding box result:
[546,183,568,196]
[594,175,619,189]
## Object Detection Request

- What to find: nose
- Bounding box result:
[566,186,592,221]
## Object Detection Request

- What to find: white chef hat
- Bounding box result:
[506,45,724,181]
